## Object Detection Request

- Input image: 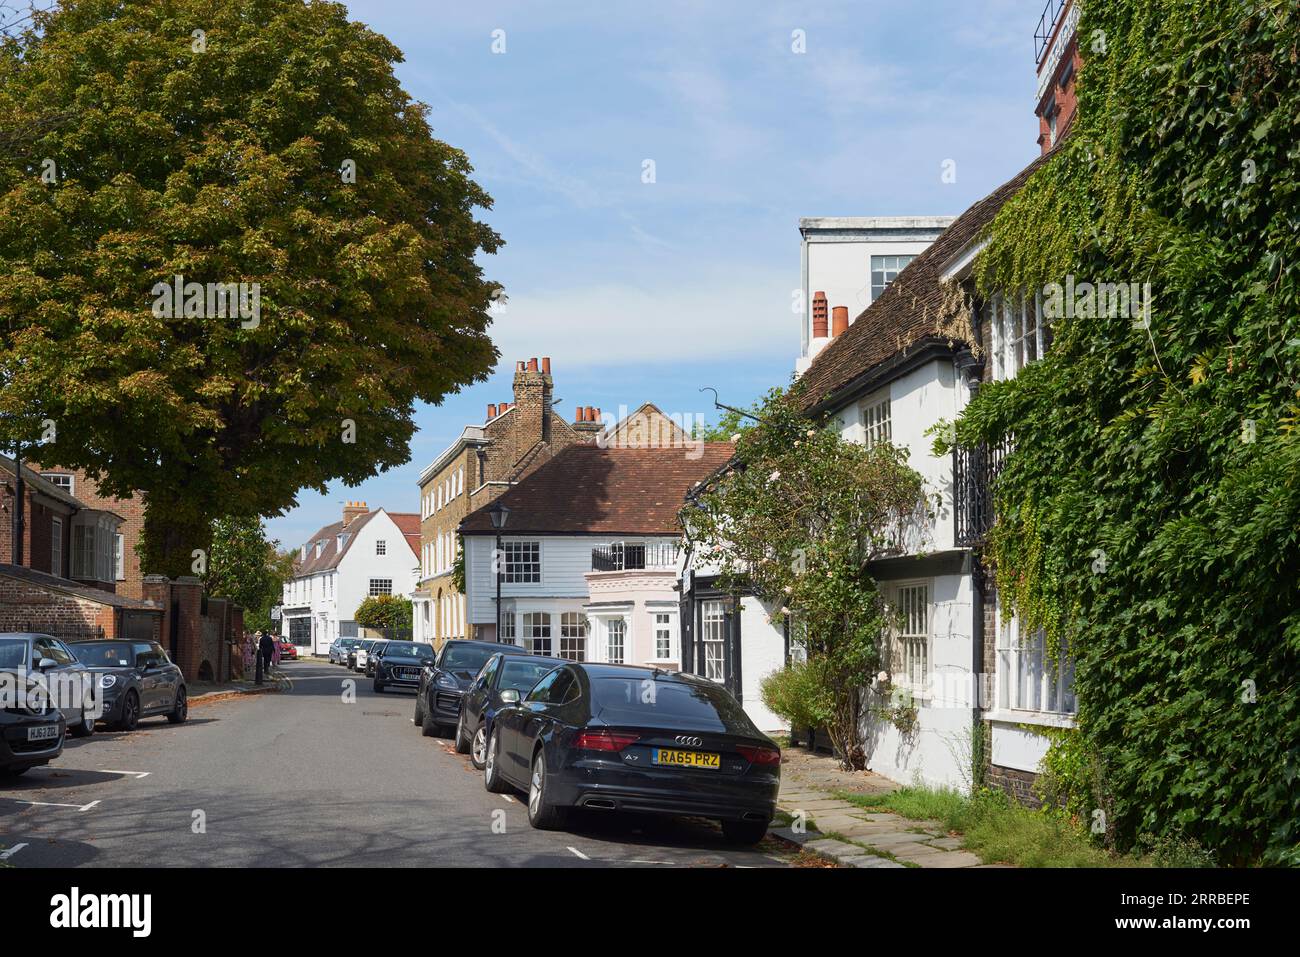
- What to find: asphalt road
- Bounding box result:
[0,661,791,868]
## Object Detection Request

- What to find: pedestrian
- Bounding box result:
[258,630,275,674]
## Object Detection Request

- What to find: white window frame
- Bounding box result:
[605,617,626,665]
[522,611,552,656]
[995,603,1077,717]
[114,531,124,580]
[375,539,386,556]
[368,578,393,597]
[651,611,677,662]
[503,541,541,584]
[560,612,587,661]
[989,292,1051,382]
[870,254,916,301]
[892,581,930,696]
[860,392,892,449]
[51,517,63,576]
[500,612,518,647]
[700,600,727,682]
[41,473,74,495]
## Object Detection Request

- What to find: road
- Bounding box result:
[0,660,791,868]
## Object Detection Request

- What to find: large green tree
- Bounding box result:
[957,0,1298,863]
[0,0,502,576]
[204,515,293,632]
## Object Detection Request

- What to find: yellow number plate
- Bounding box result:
[653,748,720,769]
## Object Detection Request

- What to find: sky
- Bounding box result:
[267,0,1043,548]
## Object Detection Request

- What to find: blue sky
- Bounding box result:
[267,0,1042,547]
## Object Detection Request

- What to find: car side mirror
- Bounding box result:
[37,657,58,672]
[500,689,520,704]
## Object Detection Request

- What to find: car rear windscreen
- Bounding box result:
[69,642,134,667]
[591,676,759,734]
[500,660,560,693]
[441,645,496,674]
[382,642,431,658]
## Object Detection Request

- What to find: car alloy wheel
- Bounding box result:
[120,691,140,732]
[471,726,488,770]
[168,687,188,724]
[527,751,564,830]
[484,729,508,793]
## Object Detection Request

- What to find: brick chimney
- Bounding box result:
[831,306,849,338]
[343,500,368,526]
[572,403,603,435]
[812,291,829,339]
[512,356,552,446]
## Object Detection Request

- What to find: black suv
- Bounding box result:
[414,639,504,737]
[372,641,434,693]
[66,640,188,731]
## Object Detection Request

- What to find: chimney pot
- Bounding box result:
[593,408,601,422]
[487,403,498,418]
[541,356,551,375]
[831,305,849,337]
[812,291,829,339]
[527,357,538,372]
[516,361,525,372]
[576,406,587,422]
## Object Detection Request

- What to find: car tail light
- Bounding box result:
[736,744,781,766]
[574,730,639,752]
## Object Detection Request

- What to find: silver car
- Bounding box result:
[329,637,360,665]
[0,633,97,738]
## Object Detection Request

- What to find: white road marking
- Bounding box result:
[624,859,677,866]
[566,846,590,861]
[0,843,29,860]
[99,770,150,778]
[500,795,514,803]
[14,798,99,811]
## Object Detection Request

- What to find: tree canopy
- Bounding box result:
[958,0,1298,863]
[204,515,294,632]
[354,594,412,631]
[0,0,502,576]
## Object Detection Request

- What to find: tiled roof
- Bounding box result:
[0,454,84,510]
[460,443,737,536]
[0,564,159,610]
[389,513,421,556]
[797,153,1050,411]
[293,509,420,577]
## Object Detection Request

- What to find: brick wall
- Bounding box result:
[0,571,121,638]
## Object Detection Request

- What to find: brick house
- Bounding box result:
[412,357,603,647]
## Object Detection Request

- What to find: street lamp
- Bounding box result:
[489,502,510,642]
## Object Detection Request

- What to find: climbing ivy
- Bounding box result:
[957,0,1299,863]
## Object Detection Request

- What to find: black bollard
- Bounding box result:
[255,647,263,685]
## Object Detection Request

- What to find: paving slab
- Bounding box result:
[924,836,966,850]
[840,854,906,869]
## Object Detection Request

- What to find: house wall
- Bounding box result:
[416,444,473,647]
[36,467,147,598]
[0,571,121,637]
[336,511,420,654]
[738,595,786,734]
[584,569,680,667]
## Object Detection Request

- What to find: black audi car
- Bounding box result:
[66,639,188,731]
[372,640,434,693]
[414,639,504,737]
[483,663,781,844]
[455,651,567,769]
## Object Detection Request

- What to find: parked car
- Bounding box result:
[483,663,781,843]
[414,639,504,737]
[456,651,566,769]
[364,640,388,677]
[372,641,435,693]
[349,639,377,672]
[329,637,360,666]
[0,633,96,738]
[277,638,298,661]
[66,640,188,731]
[0,638,66,778]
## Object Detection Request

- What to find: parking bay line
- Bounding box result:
[0,843,28,860]
[566,846,590,861]
[99,770,150,779]
[11,799,101,812]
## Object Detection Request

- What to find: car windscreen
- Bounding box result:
[382,642,431,658]
[68,642,134,667]
[441,645,496,674]
[0,638,29,669]
[591,676,759,734]
[500,660,561,693]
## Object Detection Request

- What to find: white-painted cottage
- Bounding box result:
[279,502,420,656]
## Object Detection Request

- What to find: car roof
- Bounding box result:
[443,639,508,651]
[0,633,53,641]
[496,652,567,667]
[572,662,704,683]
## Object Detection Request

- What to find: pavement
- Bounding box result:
[0,660,793,868]
[771,746,991,868]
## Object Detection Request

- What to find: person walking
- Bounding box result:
[258,630,275,675]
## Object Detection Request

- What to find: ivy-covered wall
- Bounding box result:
[958,0,1299,864]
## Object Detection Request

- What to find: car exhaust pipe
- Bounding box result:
[583,798,617,810]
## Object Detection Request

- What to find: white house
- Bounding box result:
[459,441,735,671]
[280,501,420,656]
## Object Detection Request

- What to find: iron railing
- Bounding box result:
[591,542,679,572]
[1033,0,1068,63]
[953,441,1007,548]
